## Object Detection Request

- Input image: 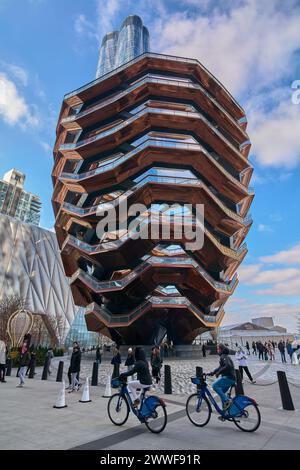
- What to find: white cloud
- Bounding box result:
[40,141,52,153]
[5,64,28,86]
[239,264,300,286]
[258,224,273,233]
[74,14,97,39]
[156,1,300,96]
[238,245,300,297]
[224,297,299,332]
[260,243,300,265]
[247,96,300,169]
[0,74,27,125]
[0,73,39,128]
[256,277,300,296]
[96,0,122,37]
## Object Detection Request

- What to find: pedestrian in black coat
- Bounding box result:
[111,346,121,379]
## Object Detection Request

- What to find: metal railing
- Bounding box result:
[59,106,249,169]
[69,254,238,293]
[61,171,252,226]
[86,295,224,326]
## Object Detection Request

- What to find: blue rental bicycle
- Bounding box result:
[186,373,261,432]
[108,377,167,433]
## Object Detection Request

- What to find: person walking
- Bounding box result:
[278,340,287,363]
[46,347,54,376]
[286,340,293,363]
[111,345,121,379]
[69,344,81,392]
[26,350,36,376]
[263,343,269,361]
[267,342,275,361]
[257,342,264,360]
[17,344,30,388]
[67,341,80,388]
[202,343,206,358]
[125,348,135,372]
[246,341,250,355]
[0,339,7,383]
[150,346,163,385]
[96,345,102,364]
[235,346,256,383]
[252,341,257,355]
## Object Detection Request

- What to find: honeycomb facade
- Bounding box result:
[52,52,254,345]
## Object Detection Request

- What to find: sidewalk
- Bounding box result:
[0,362,300,450]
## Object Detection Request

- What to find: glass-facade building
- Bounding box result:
[0,169,41,225]
[96,15,150,78]
[65,307,99,348]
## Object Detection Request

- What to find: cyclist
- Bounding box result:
[208,343,236,411]
[119,347,152,407]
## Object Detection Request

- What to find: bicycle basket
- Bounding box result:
[191,377,201,385]
[111,378,121,388]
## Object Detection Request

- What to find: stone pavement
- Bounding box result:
[0,353,300,450]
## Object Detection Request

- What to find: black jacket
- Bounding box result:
[19,351,30,367]
[213,351,236,381]
[125,354,135,366]
[121,348,152,385]
[111,352,121,365]
[96,348,102,361]
[70,349,81,373]
[151,354,162,370]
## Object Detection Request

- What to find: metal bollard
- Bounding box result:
[235,369,244,396]
[56,361,64,382]
[41,357,49,380]
[164,364,172,394]
[28,356,36,379]
[91,362,99,386]
[277,371,295,410]
[6,358,12,376]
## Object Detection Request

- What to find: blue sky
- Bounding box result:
[0,0,300,330]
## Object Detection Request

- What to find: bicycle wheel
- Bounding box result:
[108,393,130,426]
[144,404,167,434]
[186,394,211,427]
[233,403,261,432]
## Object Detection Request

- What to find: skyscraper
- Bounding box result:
[96,15,150,78]
[0,169,41,225]
[52,17,253,345]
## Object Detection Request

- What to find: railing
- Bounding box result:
[69,254,238,293]
[62,74,247,144]
[61,171,252,226]
[64,52,244,117]
[59,137,251,198]
[63,211,247,260]
[86,295,223,325]
[59,106,249,168]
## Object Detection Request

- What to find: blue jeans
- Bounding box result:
[212,376,235,404]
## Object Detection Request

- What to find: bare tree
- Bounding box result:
[0,295,27,344]
[44,313,68,348]
[30,315,49,346]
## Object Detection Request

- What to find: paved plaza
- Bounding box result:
[1,353,300,450]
